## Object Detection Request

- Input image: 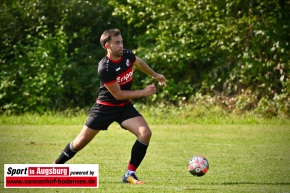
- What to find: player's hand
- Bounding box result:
[142,84,157,97]
[153,73,167,86]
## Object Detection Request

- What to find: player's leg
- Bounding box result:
[122,115,152,144]
[54,103,111,164]
[121,116,152,184]
[123,116,152,169]
[54,126,100,164]
[72,126,100,151]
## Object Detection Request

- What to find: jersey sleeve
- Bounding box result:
[98,61,116,86]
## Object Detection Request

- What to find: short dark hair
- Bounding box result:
[100,28,121,49]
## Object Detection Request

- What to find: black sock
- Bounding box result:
[55,142,77,164]
[129,140,148,169]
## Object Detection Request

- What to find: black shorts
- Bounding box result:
[85,102,142,130]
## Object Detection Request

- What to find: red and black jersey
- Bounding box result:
[97,49,136,106]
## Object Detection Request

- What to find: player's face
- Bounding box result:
[108,35,123,58]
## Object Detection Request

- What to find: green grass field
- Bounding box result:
[1,114,290,192]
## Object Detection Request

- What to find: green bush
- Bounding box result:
[0,0,289,118]
[1,22,69,113]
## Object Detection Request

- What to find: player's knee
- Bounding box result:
[142,128,152,140]
[147,129,152,139]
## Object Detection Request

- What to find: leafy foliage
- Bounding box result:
[1,0,289,117]
[109,0,289,117]
[0,0,124,113]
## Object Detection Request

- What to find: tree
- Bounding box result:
[1,0,289,117]
[0,0,125,113]
[109,0,289,115]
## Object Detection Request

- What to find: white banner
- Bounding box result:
[4,164,99,188]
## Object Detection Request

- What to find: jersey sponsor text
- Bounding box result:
[116,68,133,86]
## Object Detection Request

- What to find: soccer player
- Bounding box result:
[54,28,166,184]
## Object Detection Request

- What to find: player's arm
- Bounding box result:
[105,82,156,100]
[134,57,167,86]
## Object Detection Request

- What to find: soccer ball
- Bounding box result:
[188,155,209,176]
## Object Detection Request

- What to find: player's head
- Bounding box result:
[100,28,122,49]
